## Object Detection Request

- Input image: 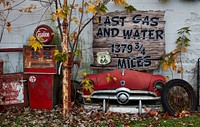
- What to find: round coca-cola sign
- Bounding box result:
[34,24,54,44]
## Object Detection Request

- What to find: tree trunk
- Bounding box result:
[62,59,71,116]
[62,0,71,117]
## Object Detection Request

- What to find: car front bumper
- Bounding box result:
[82,87,160,104]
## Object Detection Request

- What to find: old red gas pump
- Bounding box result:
[23,45,58,110]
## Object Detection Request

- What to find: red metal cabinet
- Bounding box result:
[28,74,54,110]
[23,45,58,110]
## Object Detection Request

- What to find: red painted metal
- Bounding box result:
[23,45,57,69]
[28,74,54,110]
[0,48,23,52]
[23,45,57,110]
[0,53,28,112]
[24,68,56,74]
[0,73,24,105]
[83,69,166,96]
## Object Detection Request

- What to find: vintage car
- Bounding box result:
[80,69,197,115]
[82,69,166,108]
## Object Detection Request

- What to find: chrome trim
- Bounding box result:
[154,81,165,90]
[91,87,157,96]
[103,99,106,112]
[83,87,160,101]
[19,80,27,83]
[116,87,131,93]
[122,69,125,76]
[85,95,160,100]
[117,92,129,104]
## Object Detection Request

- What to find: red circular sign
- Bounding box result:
[34,24,54,44]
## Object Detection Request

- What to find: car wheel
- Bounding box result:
[161,79,197,116]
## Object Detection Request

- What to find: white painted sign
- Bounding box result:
[97,51,111,65]
[29,76,36,83]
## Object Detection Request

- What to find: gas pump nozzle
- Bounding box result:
[19,79,28,83]
[58,61,80,75]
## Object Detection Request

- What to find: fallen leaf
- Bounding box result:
[6,22,12,32]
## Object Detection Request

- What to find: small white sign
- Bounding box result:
[97,51,111,65]
[29,76,36,83]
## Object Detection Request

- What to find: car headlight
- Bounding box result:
[154,81,165,91]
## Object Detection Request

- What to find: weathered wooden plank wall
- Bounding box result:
[92,10,165,70]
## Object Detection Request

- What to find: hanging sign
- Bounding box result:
[92,10,165,70]
[34,24,54,44]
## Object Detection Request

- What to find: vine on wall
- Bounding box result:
[161,27,191,79]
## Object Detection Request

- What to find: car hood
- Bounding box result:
[85,69,155,91]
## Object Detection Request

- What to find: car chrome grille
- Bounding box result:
[82,87,160,104]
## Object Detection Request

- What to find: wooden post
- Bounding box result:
[62,0,71,116]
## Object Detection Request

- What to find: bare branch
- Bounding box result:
[71,0,85,61]
[0,0,26,12]
[11,19,53,29]
[37,0,54,26]
[67,0,76,50]
[55,0,63,40]
[0,11,10,43]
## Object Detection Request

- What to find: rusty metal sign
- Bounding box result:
[34,24,54,44]
[0,73,24,105]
